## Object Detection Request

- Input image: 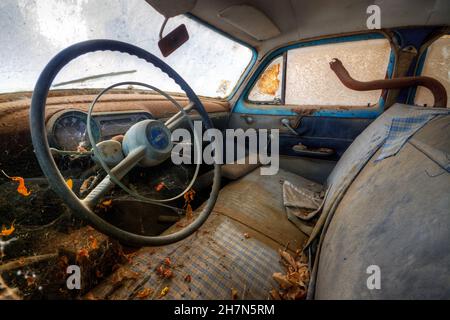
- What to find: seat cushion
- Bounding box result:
[89,168,322,300]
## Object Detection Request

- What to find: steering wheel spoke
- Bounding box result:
[82,145,146,208]
[165,101,195,130]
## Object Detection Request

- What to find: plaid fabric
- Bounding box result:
[91,215,284,300]
[376,109,450,162]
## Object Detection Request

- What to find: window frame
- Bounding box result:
[246,54,286,105]
[409,32,450,106]
[236,32,395,117]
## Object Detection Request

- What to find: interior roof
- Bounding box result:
[188,0,450,54]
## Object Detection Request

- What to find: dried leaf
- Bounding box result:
[10,176,31,196]
[84,292,97,300]
[272,272,293,289]
[156,265,165,276]
[231,288,239,300]
[184,274,191,283]
[66,178,73,190]
[271,248,310,300]
[155,182,166,192]
[159,286,169,298]
[101,199,112,207]
[270,288,282,300]
[284,285,307,300]
[185,204,193,220]
[0,224,15,237]
[76,248,89,262]
[279,249,297,270]
[136,287,153,299]
[89,236,98,250]
[163,257,171,266]
[111,268,139,284]
[25,275,35,287]
[80,176,95,194]
[163,269,173,279]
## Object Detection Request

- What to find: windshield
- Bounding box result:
[0,0,253,98]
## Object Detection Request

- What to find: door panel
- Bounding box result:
[281,116,373,160]
[228,113,373,160]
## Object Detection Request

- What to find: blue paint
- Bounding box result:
[233,33,394,118]
[394,27,445,104]
[393,27,439,49]
[148,126,169,150]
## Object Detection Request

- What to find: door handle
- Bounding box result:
[281,118,299,135]
[292,143,335,157]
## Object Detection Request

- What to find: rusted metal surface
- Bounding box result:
[329,58,448,107]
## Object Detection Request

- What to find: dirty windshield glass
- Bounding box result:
[0,0,253,98]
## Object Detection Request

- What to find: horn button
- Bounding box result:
[122,120,173,167]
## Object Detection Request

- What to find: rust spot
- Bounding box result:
[291,108,317,116]
[256,63,281,96]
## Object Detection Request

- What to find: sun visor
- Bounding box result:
[217,4,281,41]
[145,0,197,18]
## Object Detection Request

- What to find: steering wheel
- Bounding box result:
[29,39,221,246]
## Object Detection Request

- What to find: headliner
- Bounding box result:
[148,0,450,55]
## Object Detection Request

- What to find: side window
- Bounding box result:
[285,39,390,108]
[414,35,450,108]
[248,56,283,104]
[247,38,391,109]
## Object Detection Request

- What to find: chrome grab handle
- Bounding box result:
[281,118,299,135]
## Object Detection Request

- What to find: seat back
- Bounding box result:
[314,104,450,299]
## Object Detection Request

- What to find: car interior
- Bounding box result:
[0,0,449,300]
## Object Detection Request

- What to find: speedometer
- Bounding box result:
[47,110,101,151]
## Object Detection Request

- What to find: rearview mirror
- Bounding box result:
[158,24,189,57]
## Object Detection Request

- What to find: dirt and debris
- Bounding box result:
[231,287,239,300]
[156,257,175,279]
[0,274,20,300]
[155,182,166,192]
[111,268,139,285]
[271,249,310,300]
[183,189,196,221]
[159,286,169,298]
[290,108,318,116]
[135,287,153,299]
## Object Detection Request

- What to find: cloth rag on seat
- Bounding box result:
[376,109,450,162]
[282,180,324,235]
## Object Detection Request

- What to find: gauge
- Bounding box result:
[47,110,101,151]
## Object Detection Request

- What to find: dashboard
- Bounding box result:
[46,110,153,150]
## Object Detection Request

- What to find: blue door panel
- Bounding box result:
[280,117,373,160]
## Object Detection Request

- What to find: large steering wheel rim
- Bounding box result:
[29,39,221,246]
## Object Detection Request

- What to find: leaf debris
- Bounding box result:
[271,249,310,300]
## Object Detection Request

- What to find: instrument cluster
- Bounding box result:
[46,110,153,151]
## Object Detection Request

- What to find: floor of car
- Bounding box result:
[88,168,321,300]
